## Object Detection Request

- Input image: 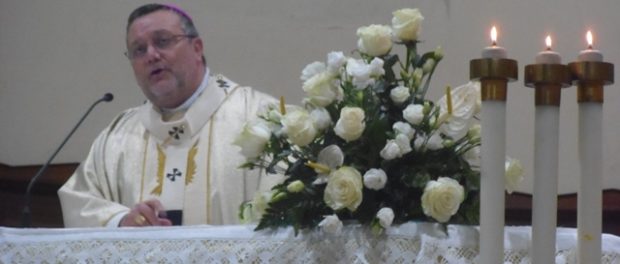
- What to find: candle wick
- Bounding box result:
[545,46,551,51]
[491,41,497,46]
[587,44,593,50]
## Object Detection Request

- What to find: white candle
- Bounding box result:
[482,26,508,59]
[535,36,561,64]
[577,30,603,264]
[479,101,506,264]
[578,103,603,264]
[531,105,560,264]
[578,31,603,62]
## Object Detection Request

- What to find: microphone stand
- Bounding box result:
[21,93,113,227]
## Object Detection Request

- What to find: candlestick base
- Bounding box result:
[524,64,571,106]
[470,58,518,101]
[568,61,614,103]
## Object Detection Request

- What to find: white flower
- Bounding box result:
[376,207,395,228]
[421,177,465,223]
[346,58,385,89]
[324,166,363,211]
[319,214,343,234]
[463,146,481,168]
[505,157,524,194]
[390,86,410,105]
[403,104,425,125]
[281,109,317,146]
[303,71,343,107]
[391,8,424,41]
[437,82,481,140]
[301,61,326,81]
[467,123,481,141]
[310,107,332,131]
[327,51,347,76]
[252,190,274,220]
[412,68,424,87]
[312,144,345,185]
[334,107,365,142]
[287,180,305,193]
[426,133,443,150]
[233,120,272,159]
[380,140,401,160]
[363,168,387,190]
[393,121,415,140]
[395,133,412,154]
[434,46,444,60]
[356,24,393,56]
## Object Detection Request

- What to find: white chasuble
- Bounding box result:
[59,74,281,227]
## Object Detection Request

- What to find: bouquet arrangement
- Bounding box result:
[234,8,523,234]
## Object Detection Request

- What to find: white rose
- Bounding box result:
[324,166,363,211]
[391,8,424,41]
[363,168,387,190]
[303,71,342,107]
[356,24,393,56]
[334,107,365,142]
[403,104,425,125]
[281,109,317,146]
[310,107,332,131]
[233,120,272,159]
[376,207,395,228]
[421,177,465,223]
[319,214,343,234]
[390,86,410,105]
[327,51,347,76]
[380,140,401,160]
[437,82,481,141]
[393,121,415,140]
[505,157,524,194]
[301,61,326,81]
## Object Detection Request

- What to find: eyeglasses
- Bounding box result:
[125,33,196,60]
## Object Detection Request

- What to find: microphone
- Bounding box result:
[21,93,114,227]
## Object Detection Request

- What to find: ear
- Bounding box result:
[192,37,204,61]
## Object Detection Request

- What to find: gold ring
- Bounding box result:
[134,214,147,225]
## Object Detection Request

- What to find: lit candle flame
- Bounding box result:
[586,30,593,49]
[545,35,552,50]
[490,26,498,46]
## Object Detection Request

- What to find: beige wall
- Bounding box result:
[1,0,619,194]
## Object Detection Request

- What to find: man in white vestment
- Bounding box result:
[58,3,279,227]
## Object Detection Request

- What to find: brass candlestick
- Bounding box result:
[470,58,519,101]
[524,64,571,105]
[568,61,614,102]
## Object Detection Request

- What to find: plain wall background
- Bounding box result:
[1,0,619,194]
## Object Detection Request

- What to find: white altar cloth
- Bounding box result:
[1,223,619,263]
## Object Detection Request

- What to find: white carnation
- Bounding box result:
[393,121,415,140]
[319,214,343,234]
[327,51,347,76]
[376,207,395,228]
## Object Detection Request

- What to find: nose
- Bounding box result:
[145,45,162,64]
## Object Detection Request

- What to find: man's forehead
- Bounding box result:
[127,10,182,41]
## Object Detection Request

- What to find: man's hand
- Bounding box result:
[119,199,173,227]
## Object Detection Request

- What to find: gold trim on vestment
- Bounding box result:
[139,132,150,201]
[151,144,166,196]
[185,140,199,186]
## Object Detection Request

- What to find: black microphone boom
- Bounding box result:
[21,93,114,227]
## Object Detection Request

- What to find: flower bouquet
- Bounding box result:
[234,8,523,234]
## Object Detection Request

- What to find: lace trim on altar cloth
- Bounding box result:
[2,223,619,263]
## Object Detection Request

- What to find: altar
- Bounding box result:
[2,223,619,263]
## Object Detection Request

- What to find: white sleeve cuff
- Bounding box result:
[106,212,128,228]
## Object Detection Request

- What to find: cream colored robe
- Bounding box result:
[59,74,278,227]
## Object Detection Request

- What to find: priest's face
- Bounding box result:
[126,10,204,109]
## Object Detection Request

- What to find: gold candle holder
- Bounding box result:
[470,58,519,101]
[524,64,571,105]
[568,61,614,102]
